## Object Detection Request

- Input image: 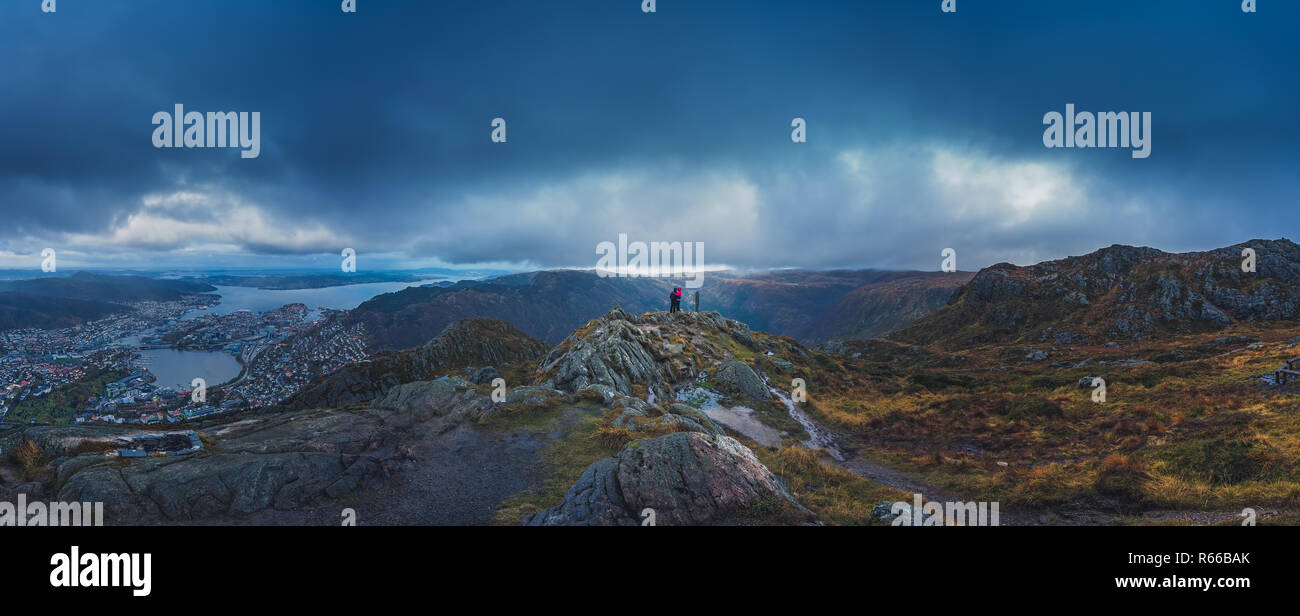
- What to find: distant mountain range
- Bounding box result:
[11,239,1291,352]
[1,271,214,303]
[0,272,216,331]
[344,269,971,351]
[891,238,1300,349]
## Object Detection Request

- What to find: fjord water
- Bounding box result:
[187,282,431,317]
[143,282,431,389]
[139,348,242,390]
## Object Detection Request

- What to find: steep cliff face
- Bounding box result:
[892,239,1300,349]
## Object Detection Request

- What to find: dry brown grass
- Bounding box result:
[798,324,1300,514]
[757,446,909,525]
[13,440,49,481]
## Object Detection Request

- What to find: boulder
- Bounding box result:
[525,432,810,526]
[715,361,771,402]
[472,366,501,385]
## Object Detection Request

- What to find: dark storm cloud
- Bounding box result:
[0,0,1296,270]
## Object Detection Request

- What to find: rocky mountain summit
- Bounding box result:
[535,307,768,402]
[893,239,1300,348]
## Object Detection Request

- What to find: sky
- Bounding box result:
[0,0,1296,273]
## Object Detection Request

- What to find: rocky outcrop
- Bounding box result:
[51,408,414,523]
[608,400,726,438]
[536,308,770,403]
[10,369,565,525]
[373,376,496,422]
[539,308,666,399]
[524,431,811,526]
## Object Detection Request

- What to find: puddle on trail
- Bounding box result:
[675,381,784,448]
[675,375,843,459]
[702,405,786,448]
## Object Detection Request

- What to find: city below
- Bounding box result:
[0,290,370,427]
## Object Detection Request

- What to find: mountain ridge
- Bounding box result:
[892,238,1300,349]
[345,268,968,351]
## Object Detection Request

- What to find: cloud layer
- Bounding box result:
[0,0,1295,272]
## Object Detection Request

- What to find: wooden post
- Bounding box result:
[694,291,699,312]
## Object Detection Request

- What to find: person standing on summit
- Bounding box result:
[670,285,682,313]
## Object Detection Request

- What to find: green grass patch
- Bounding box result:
[490,413,617,525]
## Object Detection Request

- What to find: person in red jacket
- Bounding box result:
[670,286,682,313]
